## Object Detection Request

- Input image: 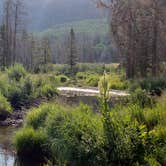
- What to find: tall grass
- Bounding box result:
[14,100,166,165]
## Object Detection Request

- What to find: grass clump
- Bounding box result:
[25,104,56,129]
[14,127,50,162]
[14,100,166,166]
[0,93,12,120]
[14,104,105,165]
[46,105,105,166]
[7,64,27,82]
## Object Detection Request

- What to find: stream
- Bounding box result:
[0,87,129,165]
[0,127,15,166]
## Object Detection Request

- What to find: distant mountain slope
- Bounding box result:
[38,19,109,38]
[0,0,104,31]
[26,0,103,31]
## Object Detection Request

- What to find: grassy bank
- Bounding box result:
[13,96,166,165]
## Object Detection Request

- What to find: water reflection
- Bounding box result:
[0,126,15,166]
[0,147,15,166]
[0,126,44,166]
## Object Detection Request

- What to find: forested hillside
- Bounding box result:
[0,0,103,31]
[38,19,108,38]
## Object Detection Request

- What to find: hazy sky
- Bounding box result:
[25,0,102,30]
[0,0,102,31]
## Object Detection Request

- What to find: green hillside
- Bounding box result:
[38,19,109,38]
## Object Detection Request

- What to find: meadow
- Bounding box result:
[0,63,165,166]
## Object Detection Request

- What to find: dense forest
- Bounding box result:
[0,0,165,166]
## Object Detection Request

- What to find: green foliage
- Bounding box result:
[14,100,166,166]
[39,19,108,39]
[139,77,166,96]
[7,64,27,82]
[14,127,50,162]
[106,103,166,165]
[130,89,155,108]
[25,104,55,129]
[0,65,59,110]
[108,74,128,90]
[46,105,105,166]
[86,74,100,87]
[0,73,10,96]
[32,74,58,99]
[57,75,69,83]
[38,84,57,99]
[15,104,106,165]
[0,93,12,120]
[7,78,34,109]
[76,72,86,80]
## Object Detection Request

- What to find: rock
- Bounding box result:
[0,110,10,121]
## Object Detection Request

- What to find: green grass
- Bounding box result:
[14,99,166,165]
[14,127,50,162]
[0,93,12,120]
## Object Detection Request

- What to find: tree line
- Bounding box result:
[0,0,165,79]
[0,0,119,73]
[98,0,166,78]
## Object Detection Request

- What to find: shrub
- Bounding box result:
[46,105,105,166]
[107,103,166,165]
[108,74,127,90]
[0,93,12,120]
[144,157,161,166]
[14,100,166,166]
[25,104,55,129]
[31,74,58,99]
[15,103,105,165]
[7,64,27,82]
[76,72,86,80]
[0,73,10,96]
[7,79,34,109]
[38,84,57,98]
[139,77,166,96]
[86,74,100,87]
[130,89,155,108]
[57,75,68,83]
[14,127,50,162]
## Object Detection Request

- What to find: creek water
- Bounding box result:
[0,127,15,166]
[0,88,129,166]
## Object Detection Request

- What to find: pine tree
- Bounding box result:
[67,28,78,75]
[29,34,36,71]
[0,24,6,68]
[41,37,52,65]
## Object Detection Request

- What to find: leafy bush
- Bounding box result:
[38,84,57,99]
[106,103,166,165]
[76,72,86,80]
[108,74,128,90]
[86,74,100,87]
[14,101,166,166]
[15,104,106,165]
[7,79,34,109]
[25,104,54,129]
[7,64,27,82]
[0,73,10,96]
[14,127,50,162]
[130,89,155,108]
[46,105,105,165]
[139,77,166,96]
[0,93,12,120]
[57,75,69,83]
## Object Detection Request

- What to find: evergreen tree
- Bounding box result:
[67,28,78,75]
[0,24,6,68]
[41,37,52,65]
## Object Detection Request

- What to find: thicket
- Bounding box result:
[14,92,166,165]
[0,64,58,111]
